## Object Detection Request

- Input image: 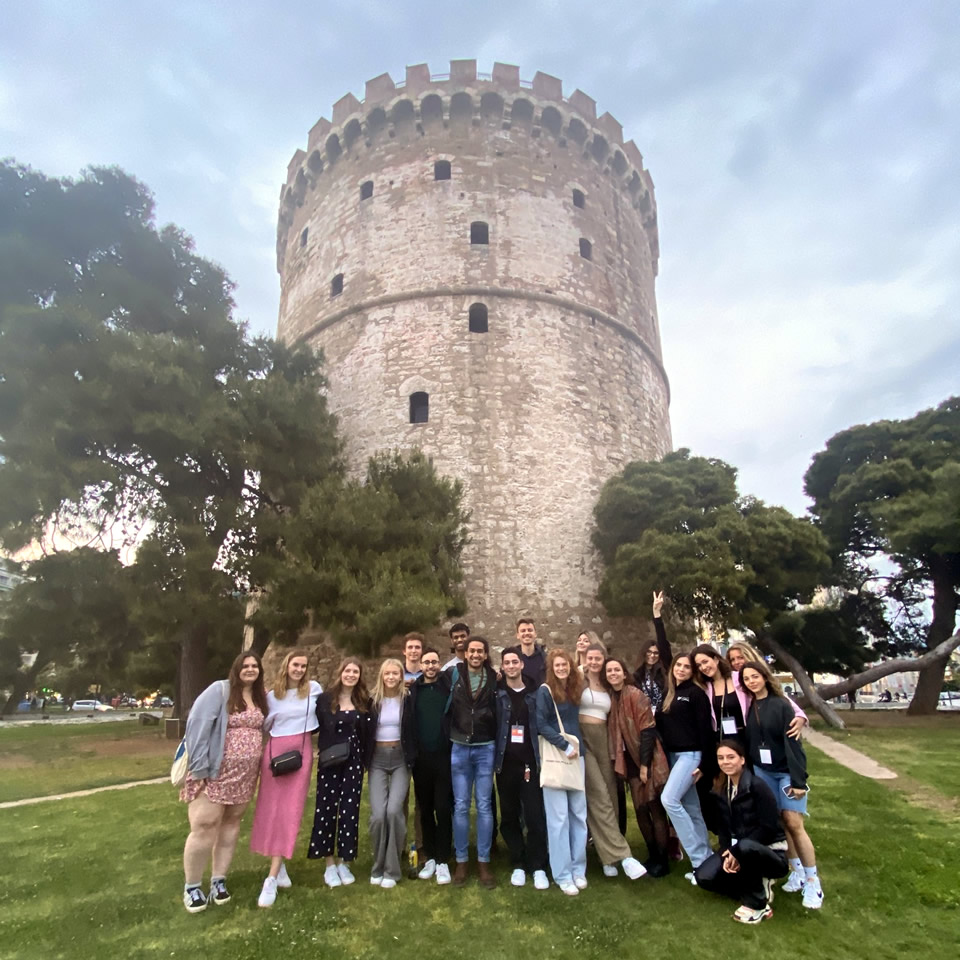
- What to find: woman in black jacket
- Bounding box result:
[741,660,824,910]
[655,653,714,875]
[308,657,374,889]
[632,591,671,713]
[694,740,789,923]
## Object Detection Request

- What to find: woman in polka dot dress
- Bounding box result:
[308,657,374,888]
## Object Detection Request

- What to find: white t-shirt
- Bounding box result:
[266,681,322,737]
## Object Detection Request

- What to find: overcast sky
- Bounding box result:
[2,0,957,514]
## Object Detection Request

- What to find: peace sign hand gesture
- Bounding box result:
[652,590,665,619]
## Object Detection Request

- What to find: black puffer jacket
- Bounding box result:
[709,767,785,852]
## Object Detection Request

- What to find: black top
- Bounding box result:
[712,688,745,741]
[519,645,547,688]
[655,679,713,757]
[744,694,808,789]
[709,767,785,852]
[315,691,375,766]
[448,661,499,745]
[633,617,672,712]
[503,684,535,765]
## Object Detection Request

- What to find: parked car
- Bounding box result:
[938,691,960,710]
[70,700,114,712]
[157,696,173,708]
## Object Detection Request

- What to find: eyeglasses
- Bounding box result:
[421,659,440,666]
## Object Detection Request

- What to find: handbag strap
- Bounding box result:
[269,685,312,762]
[540,683,567,737]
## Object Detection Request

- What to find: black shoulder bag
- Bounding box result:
[269,689,311,776]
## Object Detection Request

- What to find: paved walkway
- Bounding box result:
[0,776,167,810]
[804,728,897,779]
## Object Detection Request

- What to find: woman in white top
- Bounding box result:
[250,649,322,907]
[574,631,598,674]
[368,658,413,888]
[578,642,646,880]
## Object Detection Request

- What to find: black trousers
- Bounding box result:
[412,748,452,864]
[308,746,364,861]
[694,840,789,909]
[496,753,548,872]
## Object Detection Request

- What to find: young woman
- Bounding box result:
[536,649,588,896]
[368,658,415,889]
[632,591,671,714]
[180,652,268,913]
[726,639,763,673]
[250,650,322,907]
[694,740,789,923]
[696,643,807,742]
[603,657,670,877]
[740,660,824,909]
[308,657,374,889]
[574,631,599,674]
[579,643,646,880]
[655,653,714,876]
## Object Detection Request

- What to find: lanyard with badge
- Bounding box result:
[716,684,738,737]
[755,700,773,765]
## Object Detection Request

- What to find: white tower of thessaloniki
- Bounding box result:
[276,60,671,643]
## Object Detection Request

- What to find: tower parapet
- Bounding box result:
[276,61,671,643]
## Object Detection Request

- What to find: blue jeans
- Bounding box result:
[662,751,712,869]
[542,768,588,885]
[451,742,495,862]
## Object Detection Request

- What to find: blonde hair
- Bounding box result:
[727,639,763,665]
[372,658,408,706]
[273,649,311,699]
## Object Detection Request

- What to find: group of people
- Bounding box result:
[178,594,824,923]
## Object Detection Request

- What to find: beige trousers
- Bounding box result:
[580,721,631,865]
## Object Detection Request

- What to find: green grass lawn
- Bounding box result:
[0,719,171,802]
[813,711,960,803]
[0,737,957,960]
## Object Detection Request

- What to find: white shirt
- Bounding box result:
[376,696,403,741]
[266,681,322,737]
[579,686,612,720]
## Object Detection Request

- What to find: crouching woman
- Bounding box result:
[693,740,788,924]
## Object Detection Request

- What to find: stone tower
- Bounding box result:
[275,60,671,643]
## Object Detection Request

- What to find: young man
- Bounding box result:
[408,648,453,885]
[402,632,424,686]
[495,646,549,890]
[447,636,499,888]
[443,622,470,672]
[516,618,546,688]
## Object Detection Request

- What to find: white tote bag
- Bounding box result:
[538,688,584,791]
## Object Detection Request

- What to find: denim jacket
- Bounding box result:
[494,680,541,773]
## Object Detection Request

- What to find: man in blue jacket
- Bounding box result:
[495,646,549,890]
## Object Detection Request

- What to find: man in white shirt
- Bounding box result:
[443,622,470,671]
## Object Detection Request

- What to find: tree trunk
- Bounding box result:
[1,664,41,715]
[907,560,958,715]
[755,632,847,730]
[815,632,960,701]
[249,624,271,658]
[178,623,210,719]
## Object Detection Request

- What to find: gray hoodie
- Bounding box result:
[184,680,230,780]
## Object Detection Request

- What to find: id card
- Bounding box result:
[510,725,525,744]
[759,747,773,765]
[721,716,738,736]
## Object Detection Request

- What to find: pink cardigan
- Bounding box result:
[705,675,807,732]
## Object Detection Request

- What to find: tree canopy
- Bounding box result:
[804,396,960,713]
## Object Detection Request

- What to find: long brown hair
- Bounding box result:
[227,651,268,715]
[691,644,732,688]
[327,657,369,713]
[661,653,693,714]
[545,648,583,704]
[273,648,311,699]
[739,660,784,698]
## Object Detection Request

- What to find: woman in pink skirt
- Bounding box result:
[180,652,267,913]
[251,649,322,907]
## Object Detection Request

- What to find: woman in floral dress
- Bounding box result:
[180,651,268,913]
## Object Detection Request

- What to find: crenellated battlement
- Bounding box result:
[277,60,659,272]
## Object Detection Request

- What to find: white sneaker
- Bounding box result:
[782,869,804,893]
[559,881,579,896]
[802,876,824,909]
[602,864,618,877]
[621,857,647,880]
[510,868,526,887]
[324,865,342,888]
[257,876,277,908]
[369,875,383,886]
[533,870,549,890]
[418,858,437,880]
[276,863,292,888]
[336,862,355,885]
[684,871,698,886]
[435,863,452,885]
[380,878,397,889]
[573,875,588,890]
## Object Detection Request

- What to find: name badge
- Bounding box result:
[759,747,773,765]
[721,717,738,736]
[510,725,525,744]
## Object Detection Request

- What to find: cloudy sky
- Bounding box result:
[2,0,957,514]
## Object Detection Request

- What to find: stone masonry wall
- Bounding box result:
[276,61,672,647]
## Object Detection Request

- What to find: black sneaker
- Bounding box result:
[183,886,207,913]
[209,878,231,905]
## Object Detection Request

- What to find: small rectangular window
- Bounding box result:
[360,180,374,201]
[331,273,344,297]
[434,160,451,181]
[579,238,592,260]
[471,221,489,245]
[572,189,585,209]
[300,227,309,247]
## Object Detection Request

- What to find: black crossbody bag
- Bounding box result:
[269,688,312,776]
